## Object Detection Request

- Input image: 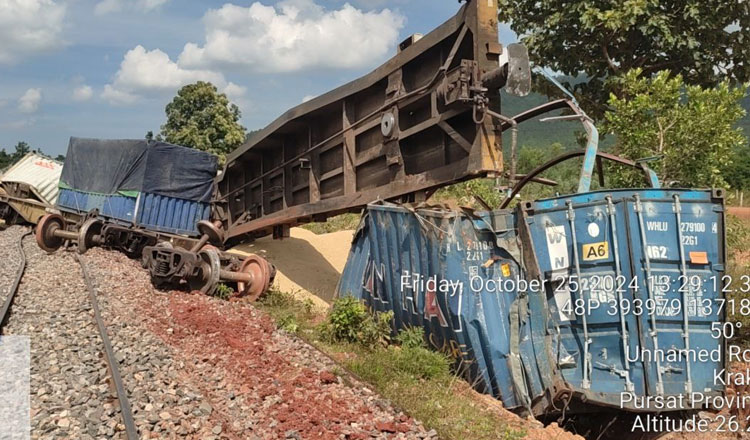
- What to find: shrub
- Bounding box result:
[277,314,299,334]
[260,288,296,307]
[322,296,392,347]
[301,213,361,234]
[213,283,234,300]
[395,326,427,349]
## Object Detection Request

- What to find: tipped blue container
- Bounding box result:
[337,188,726,415]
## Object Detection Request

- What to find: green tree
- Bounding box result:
[13,141,30,160]
[604,69,748,188]
[499,0,750,115]
[0,149,12,170]
[160,81,246,161]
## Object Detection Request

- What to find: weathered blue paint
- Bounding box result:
[646,168,661,189]
[58,188,137,223]
[523,188,725,409]
[57,188,210,236]
[337,204,530,409]
[337,188,725,415]
[576,122,599,194]
[136,193,210,236]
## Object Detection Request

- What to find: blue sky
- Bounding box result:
[0,0,517,157]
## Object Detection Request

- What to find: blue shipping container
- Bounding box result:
[58,188,210,236]
[337,189,726,415]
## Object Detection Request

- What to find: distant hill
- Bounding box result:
[500,88,750,152]
[499,90,589,151]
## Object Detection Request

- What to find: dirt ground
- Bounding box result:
[228,227,354,310]
[729,207,750,220]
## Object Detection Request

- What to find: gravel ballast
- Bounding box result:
[0,225,436,439]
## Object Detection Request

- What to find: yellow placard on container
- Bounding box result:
[582,241,609,261]
[501,263,511,277]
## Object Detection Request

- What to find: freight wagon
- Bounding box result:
[32,138,274,298]
[0,153,63,225]
[35,138,216,256]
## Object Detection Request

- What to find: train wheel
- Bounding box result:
[36,214,66,253]
[189,247,221,296]
[196,220,224,246]
[77,218,103,254]
[237,254,272,301]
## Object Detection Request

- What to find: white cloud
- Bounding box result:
[111,46,225,91]
[95,0,169,15]
[138,0,169,11]
[177,0,405,73]
[0,0,66,64]
[101,85,138,105]
[302,95,317,103]
[223,83,247,100]
[72,85,93,101]
[18,89,42,113]
[103,45,247,105]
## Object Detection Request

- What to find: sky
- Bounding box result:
[0,0,518,157]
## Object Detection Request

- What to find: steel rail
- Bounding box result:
[1,229,137,438]
[76,255,138,440]
[0,230,31,331]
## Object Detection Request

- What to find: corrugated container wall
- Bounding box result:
[0,153,63,205]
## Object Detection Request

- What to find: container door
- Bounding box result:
[527,196,647,398]
[623,193,724,398]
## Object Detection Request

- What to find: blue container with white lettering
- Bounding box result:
[337,203,532,410]
[337,189,726,416]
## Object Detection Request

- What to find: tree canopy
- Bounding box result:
[499,0,750,115]
[0,142,34,170]
[604,69,748,188]
[160,81,246,162]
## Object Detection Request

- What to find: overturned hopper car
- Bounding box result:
[216,0,531,243]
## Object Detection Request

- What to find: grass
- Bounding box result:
[300,213,361,234]
[347,347,524,440]
[256,290,525,440]
[726,214,750,344]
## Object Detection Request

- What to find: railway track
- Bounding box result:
[1,225,434,438]
[0,226,137,439]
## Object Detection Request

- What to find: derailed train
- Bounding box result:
[0,0,729,421]
[14,138,275,299]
